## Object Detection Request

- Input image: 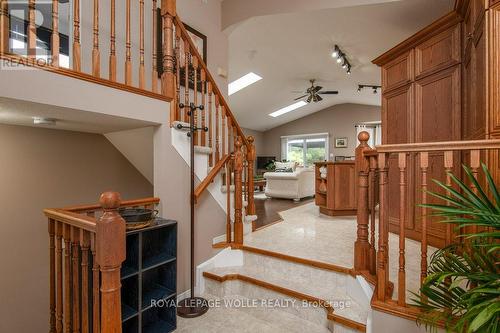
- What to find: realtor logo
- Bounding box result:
[1,1,58,70]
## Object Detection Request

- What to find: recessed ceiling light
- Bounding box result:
[269,101,307,118]
[228,72,262,96]
[33,117,57,125]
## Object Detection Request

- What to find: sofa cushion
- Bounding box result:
[275,161,296,171]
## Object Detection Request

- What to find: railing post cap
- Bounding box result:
[247,135,255,144]
[358,131,370,143]
[99,192,122,211]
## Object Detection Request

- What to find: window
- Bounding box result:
[355,123,382,147]
[281,134,328,166]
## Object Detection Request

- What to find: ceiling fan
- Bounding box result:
[293,79,339,103]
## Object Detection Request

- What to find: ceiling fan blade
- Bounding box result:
[319,91,339,95]
[312,95,323,103]
[294,94,308,101]
[313,86,322,92]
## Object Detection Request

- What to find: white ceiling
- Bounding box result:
[0,97,156,134]
[227,0,454,131]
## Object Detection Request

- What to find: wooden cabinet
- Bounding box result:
[314,161,357,216]
[374,0,500,246]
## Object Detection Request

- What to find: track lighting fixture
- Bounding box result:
[357,84,382,94]
[332,45,351,75]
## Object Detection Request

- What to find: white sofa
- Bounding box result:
[263,167,315,201]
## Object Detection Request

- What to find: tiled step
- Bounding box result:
[194,145,213,155]
[172,120,190,131]
[176,293,331,333]
[202,251,369,332]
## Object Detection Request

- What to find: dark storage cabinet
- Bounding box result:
[121,219,177,333]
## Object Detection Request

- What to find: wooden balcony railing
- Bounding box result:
[161,1,256,246]
[354,131,500,319]
[44,193,160,333]
[0,0,169,101]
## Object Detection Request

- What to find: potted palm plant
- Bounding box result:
[412,164,500,332]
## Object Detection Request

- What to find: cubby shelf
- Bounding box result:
[120,218,177,333]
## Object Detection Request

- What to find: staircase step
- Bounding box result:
[220,185,235,193]
[172,121,190,131]
[244,215,258,223]
[177,293,331,333]
[194,145,213,155]
[202,250,368,331]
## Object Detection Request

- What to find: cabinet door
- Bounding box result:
[382,85,415,236]
[413,66,461,247]
[381,51,414,93]
[415,25,460,79]
[333,164,356,210]
[489,5,500,135]
[415,65,461,143]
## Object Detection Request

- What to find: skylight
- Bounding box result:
[269,101,308,118]
[228,72,262,95]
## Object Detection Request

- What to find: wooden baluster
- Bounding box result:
[208,82,214,166]
[398,152,407,306]
[368,155,377,275]
[469,150,480,235]
[0,0,9,54]
[152,0,158,93]
[420,152,429,285]
[56,222,63,333]
[80,231,91,333]
[51,0,59,67]
[377,152,389,301]
[161,0,176,99]
[183,40,190,122]
[226,157,232,244]
[247,136,256,216]
[71,227,80,333]
[444,151,454,245]
[63,224,72,333]
[201,69,207,146]
[49,220,56,333]
[221,107,226,156]
[73,0,81,71]
[90,233,100,333]
[174,28,181,120]
[233,138,244,245]
[215,96,220,163]
[109,0,116,81]
[193,57,199,145]
[244,158,248,202]
[28,0,36,58]
[229,120,234,154]
[139,0,145,89]
[354,132,371,272]
[96,192,126,333]
[92,0,100,76]
[125,0,132,85]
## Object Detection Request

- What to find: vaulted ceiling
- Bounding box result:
[226,0,454,131]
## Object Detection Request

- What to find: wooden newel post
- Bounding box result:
[354,131,371,272]
[246,136,256,216]
[233,137,244,245]
[161,0,176,99]
[96,192,126,333]
[0,0,8,54]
